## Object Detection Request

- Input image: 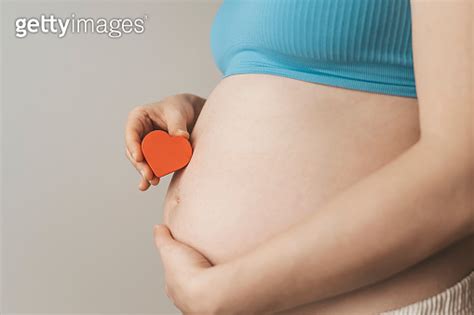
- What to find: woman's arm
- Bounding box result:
[208,1,473,313]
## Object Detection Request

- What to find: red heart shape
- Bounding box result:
[141,130,192,177]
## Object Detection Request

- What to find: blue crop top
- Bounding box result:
[210,0,417,98]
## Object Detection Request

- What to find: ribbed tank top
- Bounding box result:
[210,0,417,98]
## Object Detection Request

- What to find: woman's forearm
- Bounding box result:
[212,139,473,314]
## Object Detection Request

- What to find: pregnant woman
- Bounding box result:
[125,1,473,314]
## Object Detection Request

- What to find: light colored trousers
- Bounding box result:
[380,271,473,315]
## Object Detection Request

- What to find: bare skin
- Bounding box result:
[126,1,473,313]
[165,74,425,265]
[164,74,473,314]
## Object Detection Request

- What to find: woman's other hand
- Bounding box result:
[154,224,222,314]
[125,94,205,191]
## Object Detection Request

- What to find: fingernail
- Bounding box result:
[131,151,136,160]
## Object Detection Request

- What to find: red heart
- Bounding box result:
[141,130,192,177]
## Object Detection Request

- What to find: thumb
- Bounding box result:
[153,224,213,269]
[153,224,175,250]
[164,108,190,139]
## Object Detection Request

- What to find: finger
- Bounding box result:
[126,147,139,168]
[125,122,144,162]
[126,148,156,182]
[153,225,213,269]
[150,176,160,186]
[125,107,152,162]
[153,224,175,250]
[163,108,190,139]
[126,148,143,176]
[138,162,155,181]
[139,178,151,191]
[164,284,174,303]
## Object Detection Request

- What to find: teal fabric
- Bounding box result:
[211,0,417,98]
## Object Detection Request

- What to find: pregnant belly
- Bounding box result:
[164,74,421,264]
[162,74,472,313]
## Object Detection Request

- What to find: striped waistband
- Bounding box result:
[380,271,473,315]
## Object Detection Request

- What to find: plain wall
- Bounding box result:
[1,0,221,313]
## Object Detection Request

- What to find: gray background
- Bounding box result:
[1,0,221,313]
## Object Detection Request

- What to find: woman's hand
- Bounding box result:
[124,94,205,191]
[154,224,222,314]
